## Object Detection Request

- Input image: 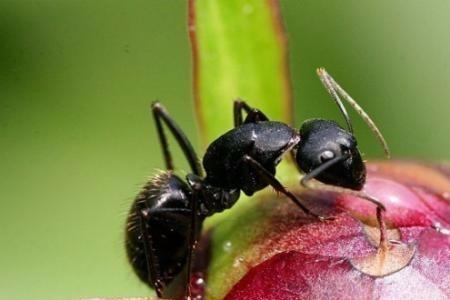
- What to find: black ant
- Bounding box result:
[125,68,390,299]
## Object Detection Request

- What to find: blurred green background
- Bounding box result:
[1,1,449,300]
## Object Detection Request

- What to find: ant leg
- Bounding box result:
[136,203,165,298]
[300,155,386,211]
[185,178,203,298]
[243,109,269,125]
[233,99,269,127]
[151,102,203,176]
[134,195,196,299]
[233,99,252,127]
[242,155,327,220]
[316,68,390,158]
[376,206,389,250]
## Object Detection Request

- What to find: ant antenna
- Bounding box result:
[316,68,391,158]
[317,70,354,133]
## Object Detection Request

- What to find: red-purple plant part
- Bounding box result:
[222,161,450,300]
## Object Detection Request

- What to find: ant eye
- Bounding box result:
[320,150,335,163]
[340,144,351,156]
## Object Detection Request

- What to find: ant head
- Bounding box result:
[296,119,366,190]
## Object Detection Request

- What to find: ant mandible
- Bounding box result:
[125,68,390,299]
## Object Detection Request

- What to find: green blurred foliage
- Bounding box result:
[192,0,292,143]
[0,1,449,300]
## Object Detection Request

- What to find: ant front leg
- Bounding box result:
[233,99,269,127]
[241,155,329,221]
[376,206,389,251]
[300,155,386,211]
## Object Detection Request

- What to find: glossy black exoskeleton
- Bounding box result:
[297,119,366,190]
[125,68,390,299]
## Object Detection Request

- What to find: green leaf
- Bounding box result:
[188,1,296,298]
[189,0,293,145]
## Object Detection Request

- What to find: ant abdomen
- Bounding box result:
[125,171,197,296]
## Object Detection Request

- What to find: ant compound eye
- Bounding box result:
[340,144,353,157]
[320,150,335,163]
